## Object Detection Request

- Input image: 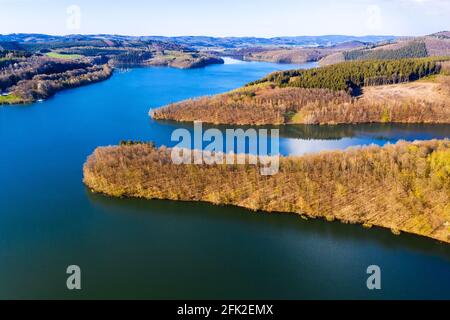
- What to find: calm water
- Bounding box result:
[0,59,449,299]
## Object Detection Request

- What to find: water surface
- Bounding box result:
[0,59,449,299]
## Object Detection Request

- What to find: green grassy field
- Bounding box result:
[46,52,83,60]
[0,93,23,104]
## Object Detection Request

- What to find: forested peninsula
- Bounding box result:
[152,57,450,125]
[83,140,450,244]
[0,34,223,105]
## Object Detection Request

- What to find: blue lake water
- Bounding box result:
[0,59,449,299]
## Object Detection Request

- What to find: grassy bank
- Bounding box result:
[83,140,450,244]
[46,52,84,60]
[0,93,25,104]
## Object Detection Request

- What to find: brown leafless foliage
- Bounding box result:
[83,140,450,243]
[152,85,353,125]
[0,56,92,90]
[12,64,112,101]
[244,48,338,64]
[440,61,450,75]
[424,38,450,57]
[0,56,112,102]
[152,78,450,125]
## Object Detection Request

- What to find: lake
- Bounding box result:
[0,59,449,299]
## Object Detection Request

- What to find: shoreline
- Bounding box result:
[151,113,450,126]
[87,189,450,245]
[151,58,450,125]
[0,67,114,106]
[0,58,224,106]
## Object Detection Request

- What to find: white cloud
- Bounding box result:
[398,0,450,7]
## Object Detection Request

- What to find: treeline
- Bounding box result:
[119,140,156,147]
[0,50,31,59]
[83,140,450,244]
[343,41,428,61]
[110,50,153,66]
[152,85,353,125]
[58,47,128,57]
[12,64,112,101]
[294,93,450,124]
[18,40,111,54]
[0,57,92,91]
[249,57,445,95]
[0,50,32,70]
[243,48,334,64]
[56,47,156,66]
[59,47,223,69]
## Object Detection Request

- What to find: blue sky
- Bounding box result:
[0,0,448,37]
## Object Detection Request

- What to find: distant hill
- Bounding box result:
[0,34,188,52]
[0,41,23,51]
[221,40,373,65]
[428,31,450,39]
[0,33,397,49]
[320,33,450,66]
[330,40,370,50]
[0,33,224,105]
[143,35,396,49]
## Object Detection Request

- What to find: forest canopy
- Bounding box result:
[249,57,447,95]
[153,58,450,125]
[84,140,450,244]
[343,41,429,61]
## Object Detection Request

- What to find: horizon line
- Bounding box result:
[1,32,422,39]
